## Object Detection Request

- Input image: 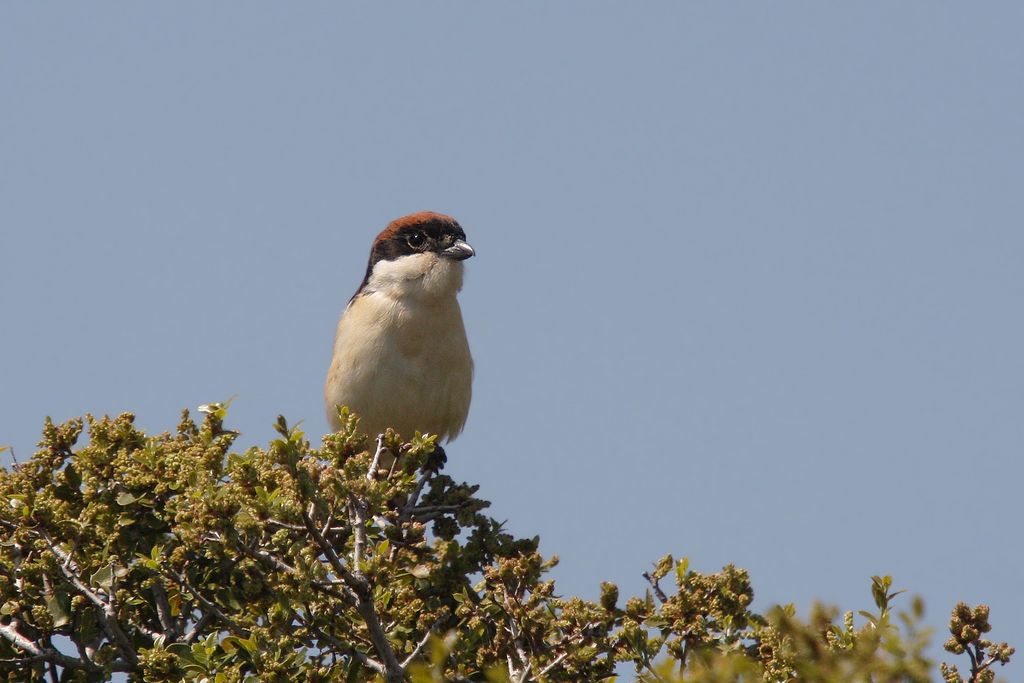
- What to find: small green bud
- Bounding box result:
[600,582,619,611]
[652,554,673,580]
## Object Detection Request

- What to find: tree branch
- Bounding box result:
[294,611,385,675]
[182,611,214,645]
[0,620,127,673]
[401,619,443,668]
[37,531,139,666]
[151,582,178,639]
[295,486,404,682]
[538,651,569,678]
[642,571,669,604]
[402,470,433,520]
[367,434,386,480]
[164,568,248,638]
[338,501,405,682]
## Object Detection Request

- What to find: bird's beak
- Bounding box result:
[441,239,475,261]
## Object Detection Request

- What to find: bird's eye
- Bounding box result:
[406,232,427,249]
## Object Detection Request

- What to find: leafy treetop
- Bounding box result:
[0,408,1014,682]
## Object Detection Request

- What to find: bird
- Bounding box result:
[324,211,475,454]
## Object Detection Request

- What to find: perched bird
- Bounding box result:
[324,212,475,450]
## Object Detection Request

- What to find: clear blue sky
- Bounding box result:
[3,2,1022,671]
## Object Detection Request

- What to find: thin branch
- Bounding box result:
[38,531,139,666]
[300,504,363,591]
[642,571,669,604]
[538,652,569,678]
[182,611,214,644]
[133,621,163,643]
[151,582,178,639]
[407,504,463,516]
[401,620,442,668]
[265,518,309,531]
[320,507,336,541]
[349,498,367,575]
[402,471,433,519]
[294,611,385,675]
[235,542,358,606]
[502,597,531,683]
[237,542,304,576]
[367,434,386,480]
[0,621,125,673]
[966,641,979,673]
[329,501,404,682]
[164,569,248,637]
[0,621,40,657]
[286,440,404,682]
[73,633,94,666]
[506,654,521,682]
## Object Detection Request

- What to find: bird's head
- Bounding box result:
[355,212,475,302]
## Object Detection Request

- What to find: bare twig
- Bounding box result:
[38,531,139,666]
[235,541,358,606]
[274,433,407,683]
[151,582,178,639]
[320,507,336,541]
[294,611,385,675]
[401,619,444,668]
[367,434,386,480]
[538,651,569,678]
[405,503,468,523]
[402,471,433,519]
[642,571,669,604]
[502,600,531,683]
[302,498,404,682]
[164,568,247,638]
[966,641,979,673]
[0,620,126,673]
[506,654,521,682]
[407,504,463,516]
[267,517,350,537]
[350,498,367,573]
[342,507,405,681]
[0,621,40,657]
[182,612,214,644]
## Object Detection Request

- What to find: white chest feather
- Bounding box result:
[324,255,473,442]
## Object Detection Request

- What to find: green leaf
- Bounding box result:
[858,610,878,626]
[198,396,236,421]
[222,636,258,657]
[191,642,210,666]
[676,556,690,584]
[652,554,673,580]
[115,492,137,506]
[90,563,115,592]
[167,642,199,664]
[46,593,71,627]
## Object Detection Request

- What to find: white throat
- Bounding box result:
[364,253,465,302]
